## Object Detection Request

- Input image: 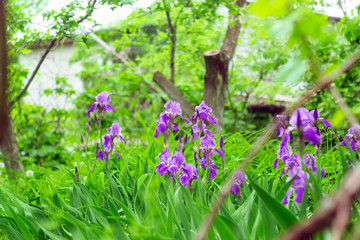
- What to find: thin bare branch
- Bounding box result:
[9,0,97,108]
[162,0,176,83]
[338,0,347,17]
[9,38,61,107]
[88,32,126,63]
[196,48,360,240]
[77,0,97,24]
[220,0,246,61]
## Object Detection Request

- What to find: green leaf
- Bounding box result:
[214,216,237,240]
[259,199,276,240]
[275,56,307,87]
[275,175,296,202]
[338,142,349,175]
[0,222,26,240]
[0,189,34,239]
[248,177,298,229]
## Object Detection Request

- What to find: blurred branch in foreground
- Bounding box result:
[281,166,360,240]
[196,48,360,240]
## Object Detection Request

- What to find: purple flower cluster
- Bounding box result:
[197,135,224,180]
[87,91,115,118]
[276,107,332,145]
[279,153,324,204]
[154,100,190,138]
[274,107,331,204]
[154,101,196,187]
[230,170,247,195]
[87,92,127,162]
[192,102,225,181]
[340,124,360,152]
[155,100,224,187]
[156,149,197,187]
[339,124,360,170]
[96,122,127,162]
[191,101,217,141]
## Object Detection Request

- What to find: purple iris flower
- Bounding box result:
[154,101,189,138]
[156,150,186,178]
[198,152,218,179]
[107,122,127,144]
[340,125,360,151]
[275,107,329,146]
[96,135,121,161]
[310,108,333,128]
[156,149,171,176]
[230,170,247,194]
[290,107,322,145]
[275,114,290,137]
[191,101,218,124]
[282,168,307,204]
[87,91,115,118]
[154,113,171,137]
[279,154,299,180]
[279,153,325,204]
[280,156,307,204]
[169,152,186,177]
[190,101,217,141]
[178,163,197,187]
[165,100,190,123]
[273,129,291,169]
[289,107,314,128]
[200,136,224,159]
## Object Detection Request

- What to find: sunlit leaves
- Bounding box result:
[275,55,307,87]
[249,0,294,17]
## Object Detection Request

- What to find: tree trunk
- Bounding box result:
[0,0,8,145]
[153,0,246,129]
[1,113,23,173]
[0,0,22,174]
[203,50,228,130]
[203,0,246,129]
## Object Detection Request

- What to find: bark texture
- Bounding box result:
[0,0,8,145]
[1,115,23,173]
[153,0,246,129]
[203,0,246,128]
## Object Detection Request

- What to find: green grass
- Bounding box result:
[0,128,355,239]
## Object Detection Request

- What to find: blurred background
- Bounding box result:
[2,0,360,170]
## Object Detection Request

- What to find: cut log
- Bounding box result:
[202,0,246,129]
[153,71,195,117]
[203,49,227,129]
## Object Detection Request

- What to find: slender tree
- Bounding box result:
[153,0,247,129]
[0,0,97,172]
